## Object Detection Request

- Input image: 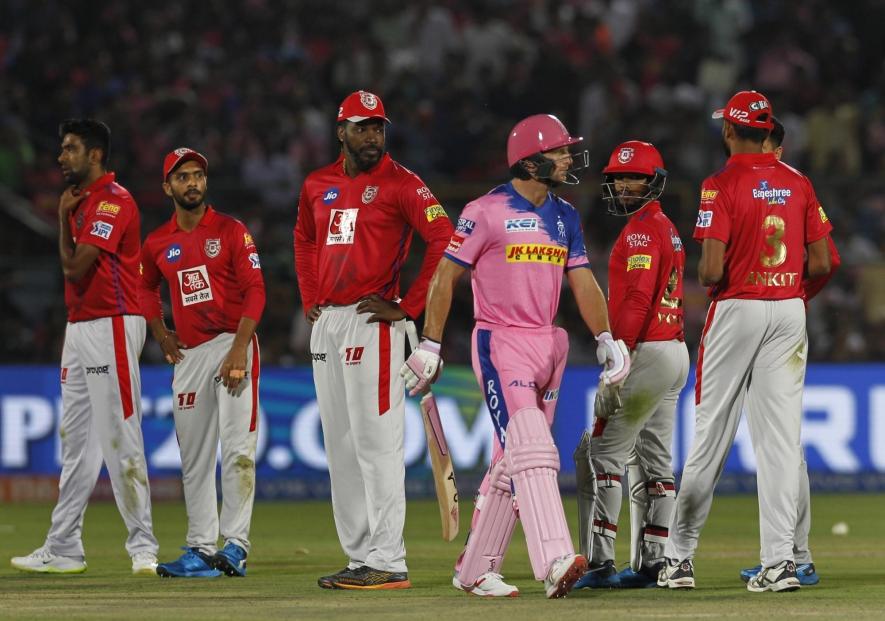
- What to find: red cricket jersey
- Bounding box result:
[803,235,840,301]
[65,172,142,322]
[607,201,685,349]
[293,153,453,319]
[140,206,266,348]
[694,152,832,301]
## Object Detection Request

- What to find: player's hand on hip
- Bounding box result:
[219,344,248,393]
[356,294,407,323]
[400,338,443,396]
[595,331,630,386]
[306,305,322,324]
[58,187,89,215]
[160,330,186,364]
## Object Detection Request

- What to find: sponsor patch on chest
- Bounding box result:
[177,265,214,306]
[505,218,538,232]
[327,208,358,245]
[505,243,566,265]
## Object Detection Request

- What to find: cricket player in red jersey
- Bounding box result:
[294,91,453,590]
[140,148,265,578]
[738,116,841,587]
[660,91,832,592]
[11,119,159,575]
[574,141,688,589]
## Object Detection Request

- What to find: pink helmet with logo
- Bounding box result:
[507,114,583,167]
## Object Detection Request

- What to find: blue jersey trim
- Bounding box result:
[477,329,510,447]
[443,253,472,268]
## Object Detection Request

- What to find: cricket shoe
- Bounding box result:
[741,562,819,586]
[11,546,86,574]
[211,543,247,577]
[574,559,620,589]
[746,560,800,593]
[657,558,695,589]
[332,565,411,590]
[156,547,222,578]
[318,566,354,589]
[544,553,588,599]
[615,562,664,589]
[131,551,158,575]
[453,572,519,597]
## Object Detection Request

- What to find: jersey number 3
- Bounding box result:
[760,215,786,268]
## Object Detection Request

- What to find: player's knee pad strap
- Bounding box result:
[455,458,517,586]
[505,407,573,580]
[642,523,669,545]
[592,517,618,539]
[647,478,676,498]
[596,472,622,489]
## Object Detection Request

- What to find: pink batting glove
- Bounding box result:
[399,338,443,396]
[596,331,630,386]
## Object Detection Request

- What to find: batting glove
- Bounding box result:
[400,338,443,396]
[596,331,630,386]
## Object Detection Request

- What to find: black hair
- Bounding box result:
[768,116,785,148]
[510,162,533,180]
[730,120,769,144]
[59,118,111,167]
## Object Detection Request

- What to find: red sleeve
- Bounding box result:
[803,235,840,301]
[293,183,318,316]
[231,221,266,323]
[395,175,454,319]
[693,177,730,245]
[138,238,164,321]
[804,181,833,244]
[611,225,662,350]
[79,197,133,254]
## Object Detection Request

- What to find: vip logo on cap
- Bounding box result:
[204,238,221,258]
[618,147,634,164]
[361,185,378,204]
[360,91,378,110]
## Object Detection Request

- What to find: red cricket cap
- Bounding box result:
[712,90,774,130]
[163,147,208,181]
[337,90,390,123]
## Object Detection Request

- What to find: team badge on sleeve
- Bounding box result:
[455,217,475,235]
[627,254,652,271]
[89,221,113,240]
[204,238,221,258]
[818,204,829,223]
[447,234,464,253]
[248,252,261,269]
[244,233,255,248]
[696,210,713,228]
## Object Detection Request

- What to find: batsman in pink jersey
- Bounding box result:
[400,115,631,599]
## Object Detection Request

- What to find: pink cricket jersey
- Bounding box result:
[444,182,590,327]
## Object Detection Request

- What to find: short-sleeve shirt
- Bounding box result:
[608,201,685,349]
[693,152,832,301]
[140,207,266,348]
[444,182,590,327]
[65,172,141,322]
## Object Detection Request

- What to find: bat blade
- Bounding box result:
[420,392,459,541]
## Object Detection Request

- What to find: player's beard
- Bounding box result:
[173,188,205,211]
[344,137,385,172]
[61,163,87,187]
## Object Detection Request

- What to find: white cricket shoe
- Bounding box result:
[11,546,87,574]
[544,553,588,599]
[747,560,800,593]
[132,551,159,575]
[657,558,695,589]
[453,572,519,597]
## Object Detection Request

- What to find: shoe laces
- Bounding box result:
[29,546,52,561]
[132,551,156,563]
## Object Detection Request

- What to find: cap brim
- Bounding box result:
[344,115,390,123]
[712,109,725,119]
[165,153,208,179]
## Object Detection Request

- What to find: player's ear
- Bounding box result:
[162,181,173,198]
[336,124,346,144]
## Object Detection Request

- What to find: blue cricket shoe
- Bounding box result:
[740,562,819,586]
[156,547,222,578]
[615,563,663,588]
[211,542,248,577]
[574,560,620,589]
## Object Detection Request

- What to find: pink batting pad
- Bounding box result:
[505,407,574,580]
[454,457,517,586]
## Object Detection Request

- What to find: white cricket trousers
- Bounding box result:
[172,332,259,554]
[48,315,158,559]
[666,298,806,568]
[310,304,408,573]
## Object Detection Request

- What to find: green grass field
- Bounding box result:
[1,494,884,620]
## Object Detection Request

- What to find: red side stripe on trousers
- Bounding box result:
[249,335,260,432]
[111,316,133,420]
[378,322,391,415]
[695,301,718,405]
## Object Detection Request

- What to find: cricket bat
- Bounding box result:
[405,322,459,541]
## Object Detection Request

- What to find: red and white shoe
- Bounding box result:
[454,572,519,597]
[544,554,588,599]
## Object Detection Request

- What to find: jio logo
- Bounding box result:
[322,188,340,204]
[166,244,182,263]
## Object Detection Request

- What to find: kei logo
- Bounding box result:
[165,244,182,263]
[361,185,379,204]
[204,238,221,258]
[322,187,340,204]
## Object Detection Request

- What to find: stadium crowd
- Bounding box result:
[1,0,883,365]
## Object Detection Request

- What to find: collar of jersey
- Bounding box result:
[726,152,777,167]
[505,181,552,213]
[168,205,216,231]
[81,171,116,195]
[630,200,662,221]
